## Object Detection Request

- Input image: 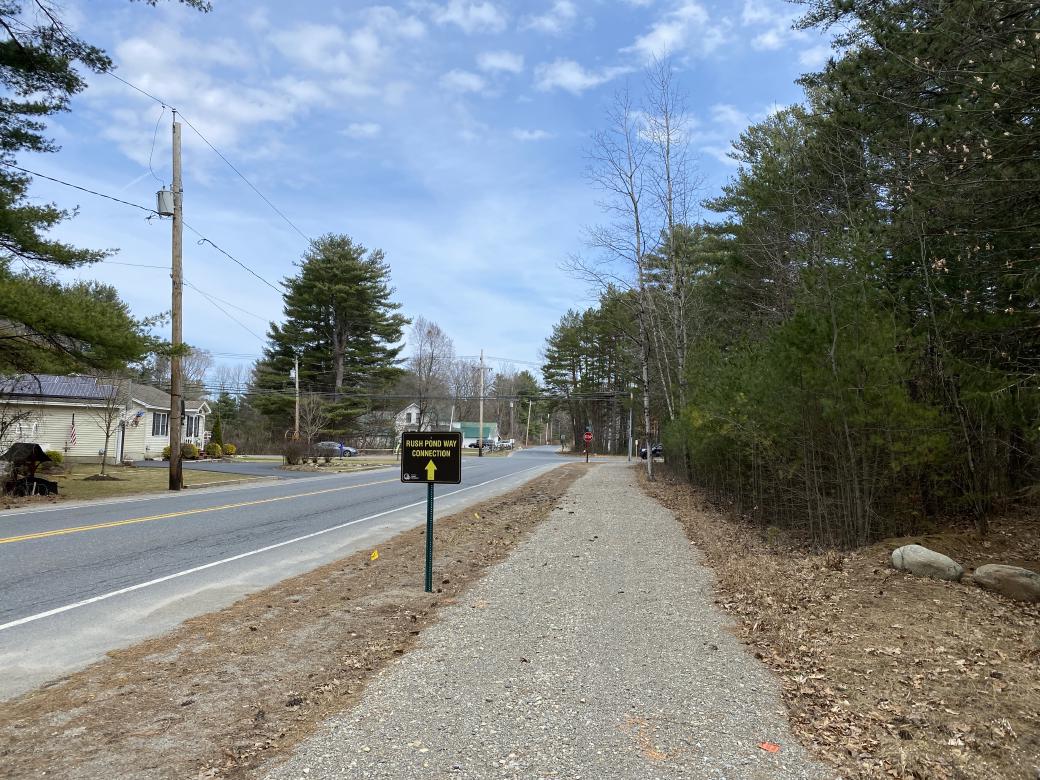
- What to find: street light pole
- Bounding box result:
[477,349,485,457]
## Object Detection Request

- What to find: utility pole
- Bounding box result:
[524,399,532,448]
[628,391,634,462]
[293,354,300,440]
[477,349,485,457]
[168,112,184,491]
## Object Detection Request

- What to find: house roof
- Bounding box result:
[0,374,116,401]
[0,374,207,413]
[130,383,208,413]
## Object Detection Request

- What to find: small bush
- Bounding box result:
[204,442,223,458]
[222,443,237,456]
[45,449,63,465]
[162,446,171,460]
[181,443,199,460]
[283,438,306,465]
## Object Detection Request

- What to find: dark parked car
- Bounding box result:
[639,444,663,459]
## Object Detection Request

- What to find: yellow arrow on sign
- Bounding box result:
[425,460,437,480]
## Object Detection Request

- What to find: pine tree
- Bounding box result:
[253,234,408,433]
[0,1,208,374]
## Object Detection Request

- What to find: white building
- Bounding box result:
[0,375,209,464]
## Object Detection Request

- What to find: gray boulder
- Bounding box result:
[972,564,1040,603]
[891,544,964,581]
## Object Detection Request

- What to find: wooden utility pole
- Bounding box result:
[293,354,300,439]
[524,399,532,448]
[477,349,485,458]
[168,113,184,491]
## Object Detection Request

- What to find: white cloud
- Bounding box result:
[711,103,749,128]
[522,1,578,35]
[740,0,807,51]
[477,50,524,74]
[269,8,425,97]
[624,1,727,60]
[440,69,488,93]
[701,144,738,166]
[512,129,553,141]
[344,122,382,139]
[534,59,629,94]
[429,1,508,34]
[798,43,832,68]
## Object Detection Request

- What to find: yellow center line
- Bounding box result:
[0,478,400,546]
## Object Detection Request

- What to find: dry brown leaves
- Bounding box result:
[639,469,1040,780]
[0,464,587,780]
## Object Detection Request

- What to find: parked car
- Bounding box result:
[315,441,356,457]
[467,439,489,449]
[639,443,663,459]
[499,438,515,449]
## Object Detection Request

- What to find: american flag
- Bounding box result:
[69,414,77,447]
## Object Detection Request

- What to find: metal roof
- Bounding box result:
[0,374,115,400]
[1,374,206,411]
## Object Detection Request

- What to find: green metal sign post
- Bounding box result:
[425,483,434,592]
[400,432,463,593]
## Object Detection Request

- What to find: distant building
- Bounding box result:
[452,421,499,448]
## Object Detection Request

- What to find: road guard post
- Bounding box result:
[400,432,462,592]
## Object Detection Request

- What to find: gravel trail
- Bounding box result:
[266,463,832,780]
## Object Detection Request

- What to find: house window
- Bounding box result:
[405,412,412,423]
[194,416,202,436]
[152,412,169,437]
[185,414,195,437]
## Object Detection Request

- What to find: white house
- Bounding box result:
[0,375,209,464]
[121,383,210,461]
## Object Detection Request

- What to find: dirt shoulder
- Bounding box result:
[0,464,586,780]
[639,469,1040,779]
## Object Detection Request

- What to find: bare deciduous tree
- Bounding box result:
[405,317,454,430]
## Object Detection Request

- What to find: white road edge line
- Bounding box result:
[0,463,552,632]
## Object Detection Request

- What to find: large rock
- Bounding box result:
[891,544,964,581]
[972,564,1040,603]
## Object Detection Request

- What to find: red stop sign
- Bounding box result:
[583,432,593,443]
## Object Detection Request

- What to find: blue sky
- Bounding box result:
[27,0,831,374]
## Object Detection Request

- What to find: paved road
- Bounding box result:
[0,447,564,700]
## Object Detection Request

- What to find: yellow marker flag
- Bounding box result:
[370,549,379,561]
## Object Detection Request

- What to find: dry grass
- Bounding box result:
[639,468,1040,780]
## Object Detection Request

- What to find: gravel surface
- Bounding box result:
[266,463,832,779]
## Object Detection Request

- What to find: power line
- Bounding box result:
[148,104,167,187]
[185,281,266,342]
[103,70,311,244]
[177,113,311,243]
[1,161,286,297]
[183,221,284,294]
[0,161,158,215]
[107,71,168,106]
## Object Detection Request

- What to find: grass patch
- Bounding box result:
[46,466,258,502]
